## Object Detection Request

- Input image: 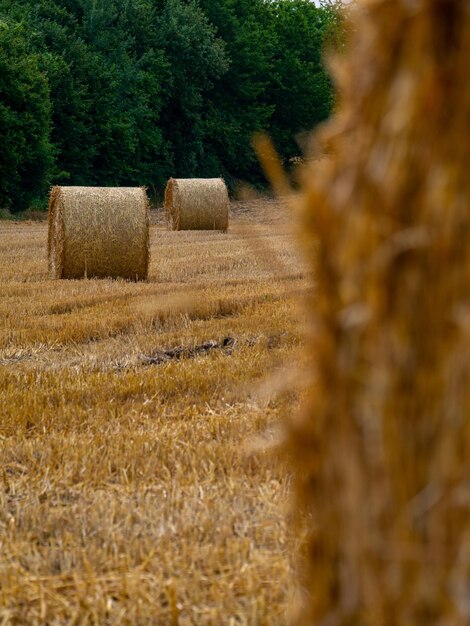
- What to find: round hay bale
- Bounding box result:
[164,178,229,231]
[48,186,149,280]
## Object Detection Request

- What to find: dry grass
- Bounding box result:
[48,187,149,280]
[290,0,470,624]
[0,199,307,625]
[164,179,229,231]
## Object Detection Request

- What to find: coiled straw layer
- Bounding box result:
[48,186,149,280]
[164,178,229,231]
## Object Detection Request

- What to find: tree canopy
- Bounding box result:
[0,0,341,211]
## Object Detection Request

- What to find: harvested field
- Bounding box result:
[0,199,307,625]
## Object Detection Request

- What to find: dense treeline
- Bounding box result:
[0,0,340,212]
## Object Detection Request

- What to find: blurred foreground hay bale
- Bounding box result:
[164,178,229,231]
[48,186,149,280]
[291,0,470,623]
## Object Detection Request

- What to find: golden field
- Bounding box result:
[0,199,308,625]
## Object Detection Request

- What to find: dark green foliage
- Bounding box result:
[0,18,52,211]
[157,0,229,178]
[0,0,342,210]
[198,0,277,183]
[266,0,338,159]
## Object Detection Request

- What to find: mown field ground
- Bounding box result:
[0,199,309,625]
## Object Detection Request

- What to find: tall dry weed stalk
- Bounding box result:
[290,0,470,623]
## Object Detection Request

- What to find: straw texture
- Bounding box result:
[48,187,149,280]
[164,178,229,231]
[290,1,470,624]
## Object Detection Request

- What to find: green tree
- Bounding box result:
[266,0,337,161]
[0,18,52,211]
[157,0,229,178]
[2,0,101,184]
[0,0,342,208]
[198,0,277,184]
